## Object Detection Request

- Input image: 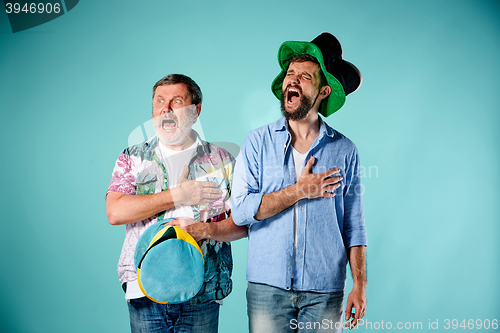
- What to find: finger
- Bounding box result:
[197,198,212,205]
[202,188,223,196]
[322,176,343,186]
[322,183,341,192]
[199,181,219,188]
[301,156,315,175]
[353,306,360,328]
[345,301,353,321]
[321,167,341,178]
[358,304,366,319]
[178,166,189,182]
[180,218,198,227]
[167,219,181,226]
[200,190,223,203]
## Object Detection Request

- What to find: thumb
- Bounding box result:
[301,156,315,176]
[178,166,189,183]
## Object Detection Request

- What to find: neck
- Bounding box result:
[288,110,321,141]
[159,130,197,151]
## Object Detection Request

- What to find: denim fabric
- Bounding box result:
[127,297,219,333]
[247,282,344,333]
[232,117,367,292]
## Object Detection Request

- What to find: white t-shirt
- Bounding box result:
[291,147,307,286]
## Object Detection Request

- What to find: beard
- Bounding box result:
[280,86,317,121]
[153,107,197,146]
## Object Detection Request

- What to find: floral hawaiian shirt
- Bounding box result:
[107,134,235,304]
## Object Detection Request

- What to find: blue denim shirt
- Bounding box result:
[231,117,367,292]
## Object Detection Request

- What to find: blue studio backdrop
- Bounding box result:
[0,0,499,332]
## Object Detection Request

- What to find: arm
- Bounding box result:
[344,246,367,330]
[106,190,174,225]
[106,166,222,225]
[173,214,248,242]
[342,147,368,329]
[255,156,342,220]
[231,133,342,225]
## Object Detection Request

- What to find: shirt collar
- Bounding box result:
[319,117,336,139]
[192,130,211,155]
[149,130,210,155]
[273,116,335,139]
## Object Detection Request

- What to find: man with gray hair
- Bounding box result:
[106,74,247,332]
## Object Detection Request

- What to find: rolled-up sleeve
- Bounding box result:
[231,135,265,226]
[342,147,368,248]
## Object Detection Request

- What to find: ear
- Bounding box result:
[318,85,331,100]
[194,103,202,119]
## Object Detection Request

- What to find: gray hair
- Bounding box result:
[152,74,203,105]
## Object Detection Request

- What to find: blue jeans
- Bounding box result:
[247,282,344,333]
[127,297,219,333]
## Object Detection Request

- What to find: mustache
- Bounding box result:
[285,84,302,93]
[155,114,178,123]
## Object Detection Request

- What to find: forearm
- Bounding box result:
[205,215,248,242]
[254,184,301,221]
[344,246,367,329]
[182,215,248,242]
[106,190,178,225]
[348,245,367,289]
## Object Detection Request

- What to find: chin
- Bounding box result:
[159,130,192,147]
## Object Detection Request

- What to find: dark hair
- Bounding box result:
[288,54,328,88]
[152,74,203,105]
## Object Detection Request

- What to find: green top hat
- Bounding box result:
[271,32,362,117]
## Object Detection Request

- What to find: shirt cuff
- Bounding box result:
[232,191,265,226]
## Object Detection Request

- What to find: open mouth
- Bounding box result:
[161,118,177,130]
[286,87,301,105]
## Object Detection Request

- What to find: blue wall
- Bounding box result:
[0,0,499,332]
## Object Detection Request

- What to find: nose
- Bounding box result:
[160,103,173,114]
[288,74,300,86]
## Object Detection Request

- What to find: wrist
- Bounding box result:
[352,279,367,290]
[285,183,302,202]
[204,222,217,240]
[170,187,184,206]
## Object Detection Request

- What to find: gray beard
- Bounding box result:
[153,110,197,146]
[157,126,193,146]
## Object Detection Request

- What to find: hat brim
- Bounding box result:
[271,41,346,117]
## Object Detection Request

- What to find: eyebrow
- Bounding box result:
[155,94,185,100]
[287,68,313,77]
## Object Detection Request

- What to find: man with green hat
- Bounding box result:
[232,33,368,332]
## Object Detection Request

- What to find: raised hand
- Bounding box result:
[296,157,342,199]
[173,166,223,206]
